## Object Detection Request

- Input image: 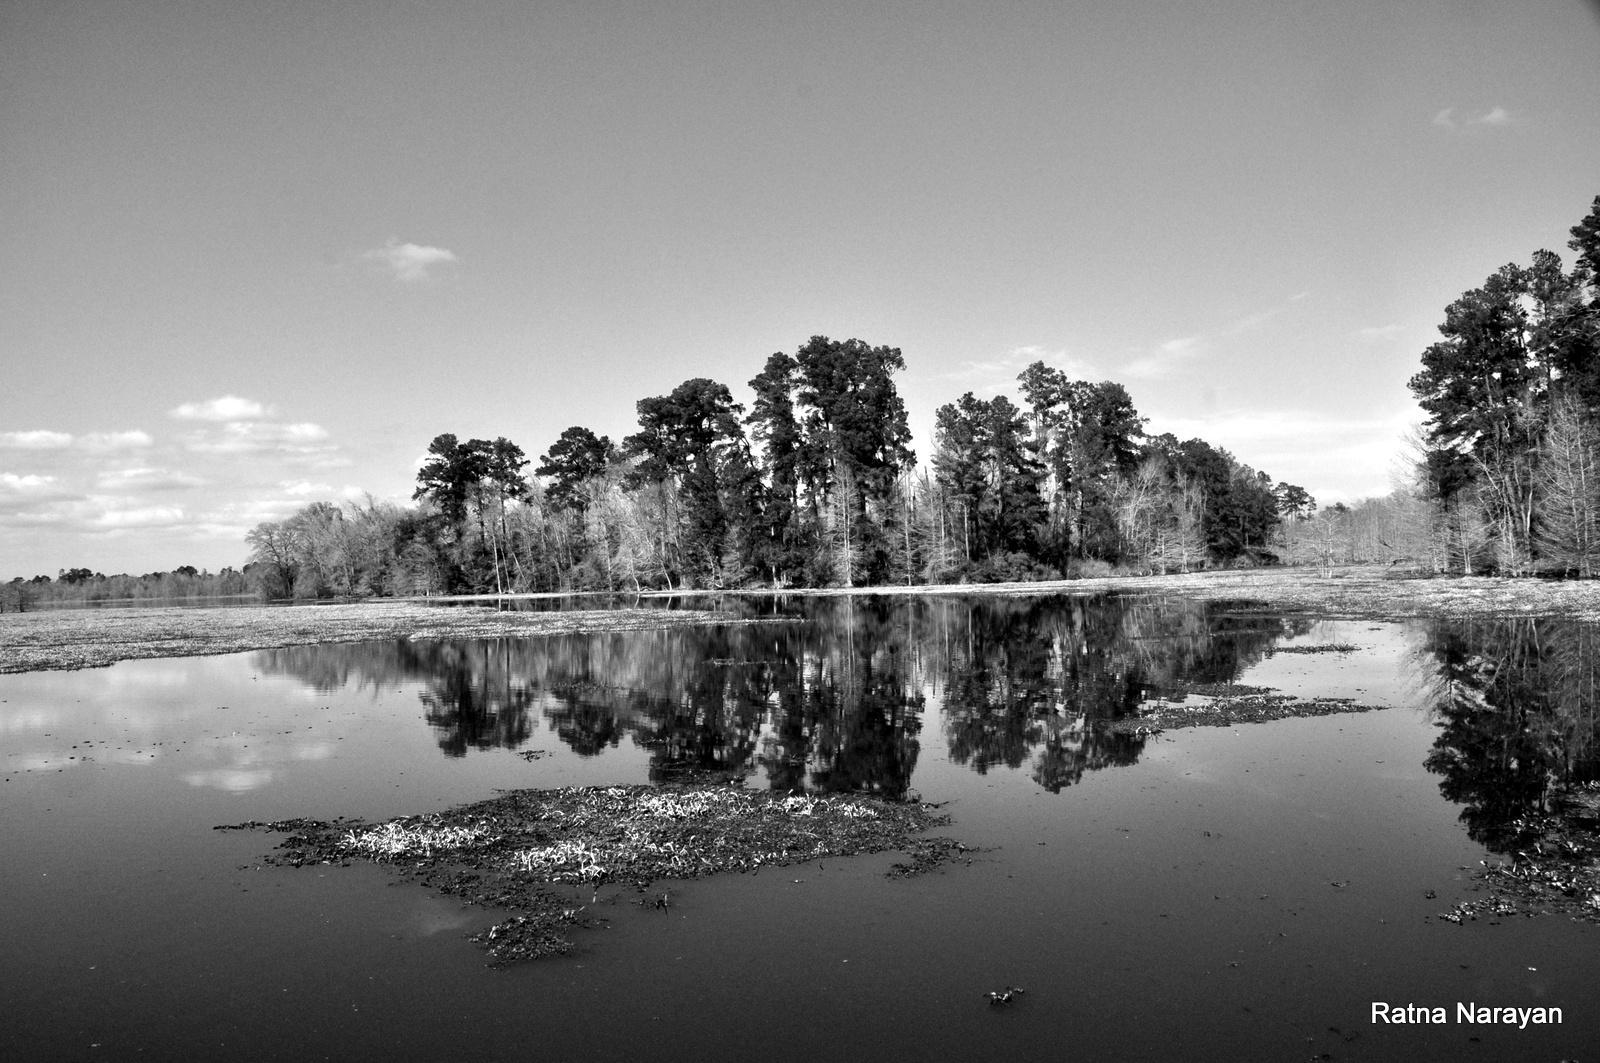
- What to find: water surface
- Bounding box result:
[3,595,1596,1061]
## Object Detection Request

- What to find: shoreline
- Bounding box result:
[8,565,1600,675]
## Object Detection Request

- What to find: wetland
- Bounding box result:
[4,582,1600,1061]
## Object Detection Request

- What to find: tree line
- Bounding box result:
[21,194,1595,603]
[1,566,251,611]
[240,335,1313,598]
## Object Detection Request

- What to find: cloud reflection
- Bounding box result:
[182,768,274,793]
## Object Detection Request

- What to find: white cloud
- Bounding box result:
[1143,405,1421,501]
[96,467,205,491]
[939,345,1099,395]
[1434,106,1513,132]
[79,430,154,451]
[91,506,189,530]
[0,430,73,449]
[170,395,271,422]
[0,474,78,516]
[1355,324,1407,342]
[1,472,60,493]
[364,239,459,282]
[182,421,332,455]
[281,480,331,496]
[1125,337,1206,381]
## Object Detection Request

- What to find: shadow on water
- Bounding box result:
[254,594,1306,797]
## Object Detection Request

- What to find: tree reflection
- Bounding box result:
[1420,617,1600,851]
[934,596,1287,791]
[256,594,1299,794]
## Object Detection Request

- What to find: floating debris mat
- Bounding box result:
[222,783,966,965]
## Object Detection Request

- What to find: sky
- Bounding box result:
[4,0,1600,578]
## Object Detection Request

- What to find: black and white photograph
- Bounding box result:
[4,1,1600,1059]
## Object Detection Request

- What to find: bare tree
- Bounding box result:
[1535,395,1600,576]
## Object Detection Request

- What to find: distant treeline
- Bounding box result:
[2,566,252,612]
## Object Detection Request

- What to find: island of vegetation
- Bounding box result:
[222,783,964,965]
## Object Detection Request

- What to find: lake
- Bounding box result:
[3,593,1596,1062]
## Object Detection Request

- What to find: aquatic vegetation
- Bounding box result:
[244,782,961,965]
[986,986,1026,1006]
[340,818,499,861]
[1103,693,1387,734]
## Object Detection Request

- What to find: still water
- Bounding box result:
[3,594,1597,1062]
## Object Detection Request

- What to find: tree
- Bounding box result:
[1018,363,1144,563]
[932,392,1046,574]
[1273,482,1315,521]
[747,352,809,583]
[1535,395,1600,576]
[1166,438,1280,562]
[245,520,301,598]
[793,336,916,508]
[623,378,750,587]
[411,433,529,593]
[792,336,917,584]
[413,433,485,526]
[1406,249,1595,571]
[537,427,615,512]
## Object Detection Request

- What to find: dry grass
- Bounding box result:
[0,600,751,674]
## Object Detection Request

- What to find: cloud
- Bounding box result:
[1355,324,1407,342]
[90,505,189,530]
[170,395,271,422]
[1125,337,1206,381]
[1,472,61,494]
[96,467,205,492]
[1434,106,1513,132]
[0,473,78,514]
[935,345,1099,398]
[181,421,332,455]
[78,430,154,451]
[364,239,459,282]
[0,430,73,449]
[1143,405,1421,501]
[281,480,331,496]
